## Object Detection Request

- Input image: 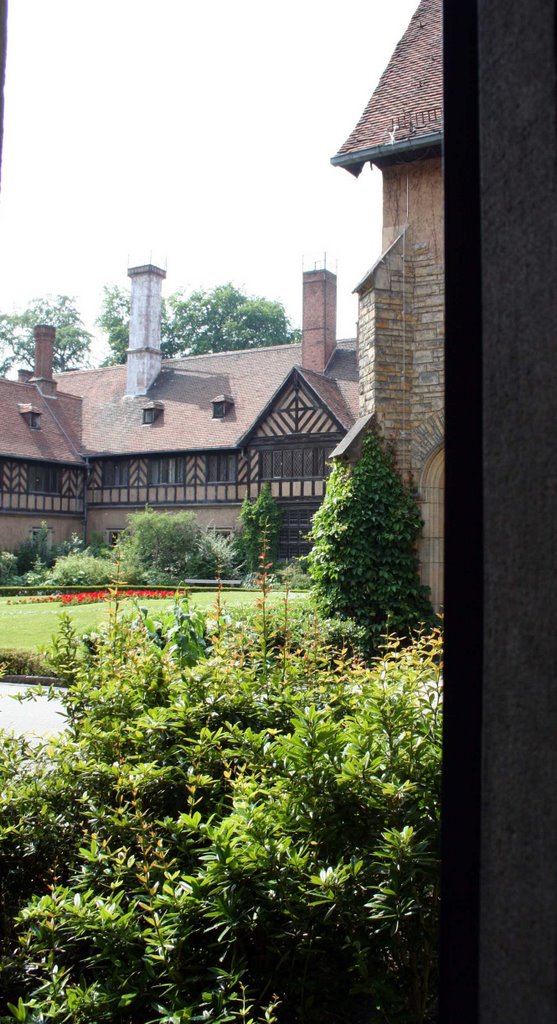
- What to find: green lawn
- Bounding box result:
[0,591,309,651]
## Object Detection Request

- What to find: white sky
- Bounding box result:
[0,0,418,363]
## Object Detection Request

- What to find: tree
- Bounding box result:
[0,296,92,376]
[98,282,300,365]
[307,430,434,649]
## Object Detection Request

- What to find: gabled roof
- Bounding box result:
[54,340,359,457]
[0,379,84,464]
[332,0,442,175]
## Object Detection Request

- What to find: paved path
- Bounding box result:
[0,681,66,738]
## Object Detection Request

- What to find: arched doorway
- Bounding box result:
[419,445,444,611]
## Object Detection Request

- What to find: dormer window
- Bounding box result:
[142,400,164,425]
[212,394,234,419]
[18,404,41,429]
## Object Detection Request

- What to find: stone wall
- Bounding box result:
[357,234,444,486]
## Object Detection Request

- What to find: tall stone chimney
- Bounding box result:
[302,268,337,373]
[126,263,166,396]
[31,325,57,395]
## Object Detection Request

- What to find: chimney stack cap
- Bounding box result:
[127,263,166,279]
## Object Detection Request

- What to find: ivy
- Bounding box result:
[239,484,282,573]
[307,430,434,650]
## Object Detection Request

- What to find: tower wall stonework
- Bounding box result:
[358,236,444,486]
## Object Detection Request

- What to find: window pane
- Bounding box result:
[282,450,293,478]
[261,451,272,479]
[303,449,314,477]
[293,450,303,477]
[272,451,282,478]
[175,458,185,484]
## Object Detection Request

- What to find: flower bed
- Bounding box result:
[8,588,182,606]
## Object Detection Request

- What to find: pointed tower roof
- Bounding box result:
[331,0,442,175]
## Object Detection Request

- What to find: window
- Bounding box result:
[106,529,124,547]
[260,446,329,480]
[278,507,317,560]
[148,457,185,485]
[206,452,238,483]
[211,395,234,419]
[142,402,164,424]
[27,463,60,494]
[18,405,41,429]
[102,460,129,487]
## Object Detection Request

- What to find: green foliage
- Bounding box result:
[275,558,312,591]
[132,595,208,669]
[98,282,300,365]
[45,552,114,587]
[0,551,18,585]
[308,431,434,651]
[0,296,92,376]
[14,523,56,576]
[0,593,441,1023]
[0,648,49,677]
[239,485,283,573]
[116,507,202,584]
[194,529,242,580]
[115,509,242,584]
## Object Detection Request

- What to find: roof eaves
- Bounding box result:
[331,131,443,175]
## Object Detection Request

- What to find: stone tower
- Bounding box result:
[331,0,444,608]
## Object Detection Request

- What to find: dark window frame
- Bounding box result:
[147,457,185,486]
[260,446,329,481]
[206,452,238,483]
[102,460,129,488]
[27,463,61,494]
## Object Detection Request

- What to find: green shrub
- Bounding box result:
[45,551,114,587]
[308,431,434,652]
[0,551,18,585]
[116,506,201,583]
[0,595,441,1023]
[14,523,56,575]
[190,528,242,579]
[0,648,50,677]
[239,483,282,572]
[275,557,312,591]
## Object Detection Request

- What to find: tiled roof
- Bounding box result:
[55,340,359,457]
[0,379,84,464]
[332,0,442,172]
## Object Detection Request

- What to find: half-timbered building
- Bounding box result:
[0,265,358,561]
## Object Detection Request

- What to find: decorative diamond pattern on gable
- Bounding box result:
[255,381,338,438]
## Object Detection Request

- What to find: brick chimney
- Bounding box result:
[302,268,337,373]
[31,325,57,395]
[126,263,167,396]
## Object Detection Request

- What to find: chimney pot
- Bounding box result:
[302,269,337,373]
[18,368,34,383]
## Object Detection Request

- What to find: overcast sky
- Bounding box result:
[0,0,418,363]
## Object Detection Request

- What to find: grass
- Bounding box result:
[0,591,308,651]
